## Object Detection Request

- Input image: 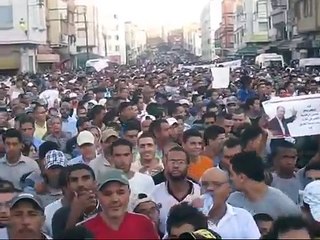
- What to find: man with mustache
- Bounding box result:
[52,164,98,239]
[4,193,50,239]
[0,180,17,229]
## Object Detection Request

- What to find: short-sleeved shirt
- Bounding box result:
[227,186,301,220]
[0,154,39,190]
[82,212,159,239]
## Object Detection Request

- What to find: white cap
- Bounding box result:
[69,92,77,98]
[77,130,95,146]
[130,193,157,212]
[140,115,156,122]
[179,99,190,106]
[167,117,178,126]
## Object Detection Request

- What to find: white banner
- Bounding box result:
[211,67,230,89]
[219,59,241,70]
[262,94,320,138]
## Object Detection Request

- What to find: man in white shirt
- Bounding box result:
[196,167,260,239]
[110,138,155,196]
[151,146,201,234]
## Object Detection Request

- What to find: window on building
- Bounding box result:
[259,22,268,32]
[77,29,86,38]
[308,0,313,17]
[115,35,119,40]
[115,45,120,51]
[0,5,13,29]
[303,0,308,17]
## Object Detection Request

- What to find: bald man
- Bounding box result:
[198,168,260,239]
[60,101,77,137]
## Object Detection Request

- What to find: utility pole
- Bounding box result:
[83,7,89,62]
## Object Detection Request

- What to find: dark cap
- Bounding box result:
[97,169,129,191]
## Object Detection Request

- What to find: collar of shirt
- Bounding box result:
[208,203,236,226]
[0,154,27,166]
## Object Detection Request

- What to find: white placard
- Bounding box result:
[262,94,320,138]
[220,59,241,70]
[211,67,230,89]
[39,89,59,109]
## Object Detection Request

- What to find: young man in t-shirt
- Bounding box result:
[81,169,159,239]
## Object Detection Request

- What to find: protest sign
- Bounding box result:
[220,59,241,70]
[262,94,320,138]
[86,59,109,72]
[211,67,230,89]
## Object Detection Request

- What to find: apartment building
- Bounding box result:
[183,23,202,57]
[200,0,222,61]
[125,22,147,64]
[294,0,320,57]
[0,0,46,73]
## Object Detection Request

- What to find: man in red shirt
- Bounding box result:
[81,168,159,239]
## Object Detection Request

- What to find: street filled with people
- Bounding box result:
[0,48,319,239]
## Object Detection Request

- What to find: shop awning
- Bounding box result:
[37,54,60,63]
[236,46,260,56]
[0,53,20,70]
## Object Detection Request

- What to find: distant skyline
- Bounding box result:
[98,0,210,29]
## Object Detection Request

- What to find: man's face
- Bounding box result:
[253,100,261,112]
[67,169,96,195]
[256,220,273,237]
[204,117,215,128]
[98,182,130,219]
[9,201,44,239]
[141,120,152,133]
[123,130,139,147]
[229,164,244,191]
[182,136,203,158]
[138,137,156,161]
[276,148,297,173]
[79,144,96,161]
[169,124,179,140]
[224,119,234,134]
[4,137,22,159]
[34,106,47,122]
[159,122,170,141]
[232,113,245,129]
[227,103,237,114]
[276,107,285,119]
[60,104,70,119]
[135,201,159,225]
[20,122,34,138]
[165,150,188,181]
[45,167,63,189]
[112,145,133,173]
[0,192,15,227]
[173,107,186,118]
[209,134,225,153]
[0,112,8,127]
[51,119,61,133]
[77,108,87,118]
[222,145,242,169]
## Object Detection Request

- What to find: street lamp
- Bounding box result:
[19,18,28,35]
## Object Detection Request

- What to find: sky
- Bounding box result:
[98,0,209,29]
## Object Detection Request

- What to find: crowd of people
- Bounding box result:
[0,51,319,239]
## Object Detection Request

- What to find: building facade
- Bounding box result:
[294,0,320,58]
[125,22,147,64]
[201,0,222,61]
[183,23,202,57]
[0,0,47,73]
[233,0,271,55]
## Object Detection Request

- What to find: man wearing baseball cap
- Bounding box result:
[81,169,159,239]
[4,193,51,239]
[68,131,96,165]
[302,180,320,238]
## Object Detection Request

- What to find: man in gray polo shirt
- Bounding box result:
[0,129,39,190]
